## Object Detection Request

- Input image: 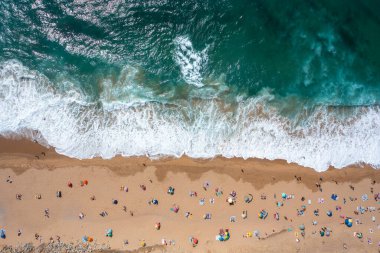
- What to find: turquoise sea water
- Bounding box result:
[1,0,380,171]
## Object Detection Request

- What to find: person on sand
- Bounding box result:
[185,211,192,218]
[203,181,210,191]
[44,208,49,218]
[17,229,22,236]
[6,176,13,183]
[79,212,85,219]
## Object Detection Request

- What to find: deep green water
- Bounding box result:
[0,0,380,171]
[2,0,380,104]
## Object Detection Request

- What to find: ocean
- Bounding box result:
[0,0,380,171]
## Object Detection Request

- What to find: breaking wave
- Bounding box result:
[1,60,379,172]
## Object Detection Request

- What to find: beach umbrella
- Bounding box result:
[244,194,253,203]
[82,236,88,243]
[0,229,5,239]
[106,229,113,237]
[224,231,230,241]
[190,237,198,246]
[345,218,353,227]
[258,210,268,219]
[88,237,93,242]
[113,199,118,205]
[299,224,305,230]
[216,235,223,241]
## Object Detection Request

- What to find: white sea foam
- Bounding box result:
[173,36,208,87]
[0,60,380,172]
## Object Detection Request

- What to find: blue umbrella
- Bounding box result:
[0,229,6,239]
[82,236,88,243]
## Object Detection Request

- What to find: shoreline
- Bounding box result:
[0,137,379,252]
[0,137,378,189]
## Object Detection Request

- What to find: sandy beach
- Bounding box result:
[0,137,379,253]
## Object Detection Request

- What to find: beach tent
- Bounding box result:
[106,229,113,237]
[152,199,159,205]
[0,229,5,239]
[345,218,353,227]
[331,194,338,201]
[299,224,305,231]
[326,210,333,217]
[84,180,88,185]
[281,193,287,199]
[113,199,118,205]
[67,182,73,188]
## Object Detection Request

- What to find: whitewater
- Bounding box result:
[1,60,379,172]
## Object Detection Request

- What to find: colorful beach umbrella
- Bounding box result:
[345,218,353,227]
